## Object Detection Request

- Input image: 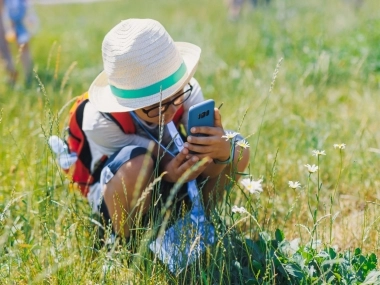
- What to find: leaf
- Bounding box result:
[321,258,346,267]
[291,253,306,268]
[275,229,284,242]
[251,260,263,272]
[368,253,377,270]
[328,247,337,259]
[327,275,336,283]
[245,238,264,259]
[361,270,380,285]
[284,263,305,279]
[316,250,329,259]
[333,272,342,282]
[259,231,271,243]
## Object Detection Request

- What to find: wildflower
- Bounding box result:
[288,181,301,189]
[236,139,250,149]
[305,164,318,173]
[312,150,326,156]
[221,131,239,141]
[232,205,247,214]
[289,238,300,252]
[234,261,242,269]
[334,143,346,150]
[283,238,300,255]
[240,178,263,194]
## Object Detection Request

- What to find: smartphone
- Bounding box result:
[187,99,215,137]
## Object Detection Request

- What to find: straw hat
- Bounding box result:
[88,18,201,113]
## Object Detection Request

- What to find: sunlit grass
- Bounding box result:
[1,0,380,283]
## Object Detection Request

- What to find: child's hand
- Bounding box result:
[184,108,230,162]
[160,148,212,183]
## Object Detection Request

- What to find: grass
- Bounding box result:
[1,0,380,283]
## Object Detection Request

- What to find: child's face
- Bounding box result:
[134,83,192,125]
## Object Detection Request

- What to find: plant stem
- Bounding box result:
[329,149,343,244]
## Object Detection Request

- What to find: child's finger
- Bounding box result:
[177,155,199,174]
[214,108,223,128]
[172,149,189,167]
[181,156,211,178]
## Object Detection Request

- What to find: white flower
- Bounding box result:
[234,261,242,269]
[236,139,250,149]
[289,238,300,252]
[334,143,346,150]
[288,181,301,189]
[312,150,326,156]
[240,178,263,194]
[282,238,300,255]
[305,164,318,173]
[221,131,240,141]
[232,205,247,214]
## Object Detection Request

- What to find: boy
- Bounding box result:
[0,0,17,85]
[0,0,35,86]
[84,18,250,239]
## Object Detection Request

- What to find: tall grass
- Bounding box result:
[1,0,380,283]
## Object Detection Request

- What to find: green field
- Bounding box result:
[1,0,380,283]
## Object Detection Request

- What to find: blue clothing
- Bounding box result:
[4,0,29,44]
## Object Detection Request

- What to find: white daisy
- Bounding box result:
[305,164,318,173]
[312,150,326,156]
[334,143,346,150]
[232,205,248,214]
[236,139,250,149]
[221,131,240,141]
[288,181,301,189]
[240,178,263,194]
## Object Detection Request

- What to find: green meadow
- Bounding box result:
[1,0,380,283]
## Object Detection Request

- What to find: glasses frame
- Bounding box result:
[141,83,193,118]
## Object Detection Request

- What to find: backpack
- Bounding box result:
[63,92,184,197]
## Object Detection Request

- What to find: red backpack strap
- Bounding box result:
[107,112,136,134]
[67,93,89,150]
[73,99,92,173]
[67,99,92,195]
[172,105,184,126]
[67,97,107,196]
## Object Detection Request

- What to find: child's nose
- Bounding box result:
[163,104,178,122]
[166,103,177,116]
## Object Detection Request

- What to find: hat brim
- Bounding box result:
[88,42,201,113]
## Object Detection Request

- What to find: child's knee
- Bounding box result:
[116,154,155,185]
[103,155,155,203]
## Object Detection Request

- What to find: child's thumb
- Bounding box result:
[214,108,223,128]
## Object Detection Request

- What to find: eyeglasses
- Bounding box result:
[141,83,193,118]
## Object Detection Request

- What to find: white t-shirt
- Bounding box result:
[82,78,204,172]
